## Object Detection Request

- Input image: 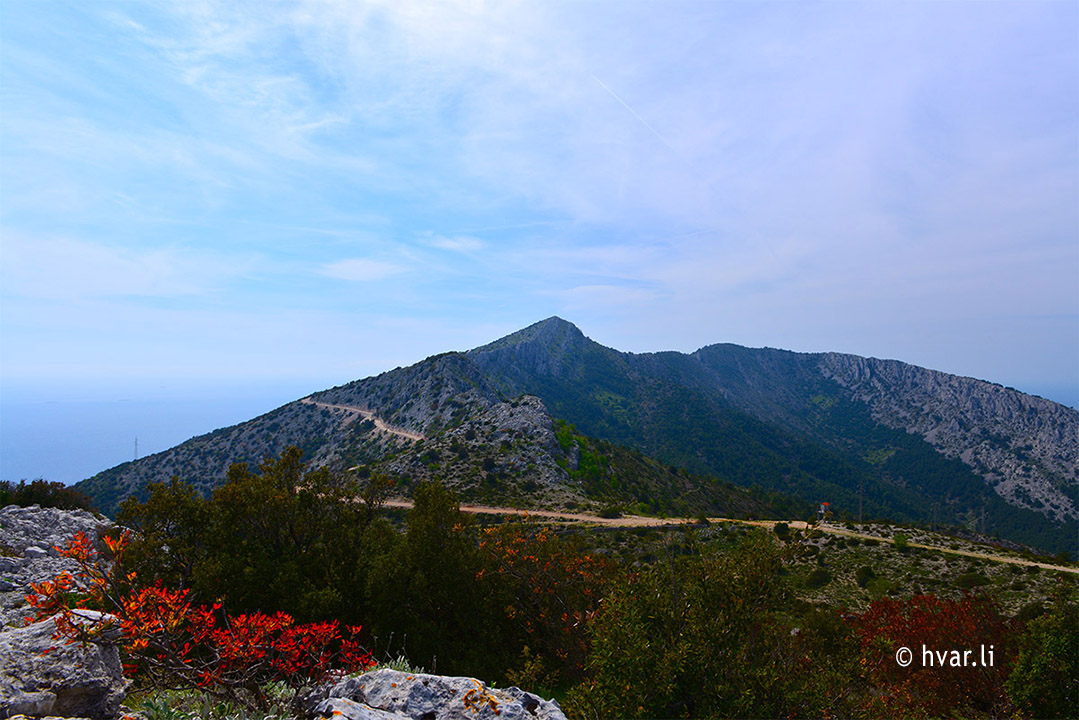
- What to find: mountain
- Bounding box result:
[76,318,1079,555]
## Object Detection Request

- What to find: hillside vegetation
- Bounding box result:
[61,447,1079,719]
[77,317,1079,557]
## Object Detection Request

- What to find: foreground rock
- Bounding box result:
[0,505,110,557]
[0,505,112,629]
[307,669,567,720]
[0,613,126,720]
[1,505,126,719]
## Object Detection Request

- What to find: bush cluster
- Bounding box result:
[1,478,97,511]
[113,449,612,686]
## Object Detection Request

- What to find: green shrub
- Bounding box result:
[130,685,294,720]
[117,448,382,625]
[954,572,989,590]
[565,535,855,719]
[1007,596,1079,718]
[855,566,876,588]
[806,568,832,589]
[1015,603,1045,623]
[1,479,97,512]
[865,577,894,599]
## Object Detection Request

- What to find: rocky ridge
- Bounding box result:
[80,353,504,517]
[74,317,1078,555]
[819,353,1079,522]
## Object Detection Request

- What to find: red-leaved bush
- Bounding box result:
[854,593,1016,718]
[28,531,374,708]
[479,522,609,683]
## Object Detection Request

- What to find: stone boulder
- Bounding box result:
[0,613,127,720]
[0,505,113,630]
[0,505,111,557]
[307,669,566,720]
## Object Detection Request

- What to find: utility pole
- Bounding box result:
[858,481,863,527]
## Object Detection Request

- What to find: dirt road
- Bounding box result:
[382,500,690,527]
[380,500,1078,574]
[301,398,425,442]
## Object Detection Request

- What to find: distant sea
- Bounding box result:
[0,378,331,487]
[1,377,1075,490]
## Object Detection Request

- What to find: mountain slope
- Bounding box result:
[818,353,1078,522]
[76,317,1078,555]
[467,318,1078,553]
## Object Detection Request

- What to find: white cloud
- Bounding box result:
[320,257,405,282]
[1,0,1074,399]
[424,235,485,252]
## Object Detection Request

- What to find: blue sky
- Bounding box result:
[1,1,1077,481]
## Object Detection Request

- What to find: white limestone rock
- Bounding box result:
[0,614,127,720]
[308,669,567,720]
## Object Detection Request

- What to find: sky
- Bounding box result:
[1,1,1077,483]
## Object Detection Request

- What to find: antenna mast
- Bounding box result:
[858,481,863,527]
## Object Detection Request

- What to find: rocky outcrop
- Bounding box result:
[306,669,566,720]
[385,396,586,507]
[0,612,127,720]
[819,354,1079,522]
[0,506,127,720]
[0,506,112,629]
[0,505,110,558]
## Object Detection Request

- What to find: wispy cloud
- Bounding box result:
[320,258,406,282]
[0,0,1075,402]
[423,235,485,252]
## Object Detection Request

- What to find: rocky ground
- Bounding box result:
[0,505,125,720]
[306,669,565,720]
[383,396,588,509]
[0,506,112,629]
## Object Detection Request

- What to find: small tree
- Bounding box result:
[893,532,910,552]
[566,534,850,719]
[1006,586,1079,718]
[367,481,500,677]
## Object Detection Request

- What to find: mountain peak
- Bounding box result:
[469,317,585,354]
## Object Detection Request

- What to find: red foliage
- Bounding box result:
[479,523,609,680]
[27,532,374,705]
[854,593,1016,718]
